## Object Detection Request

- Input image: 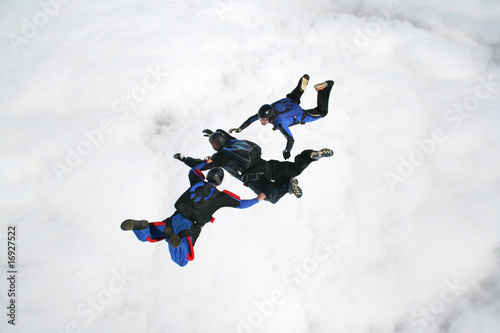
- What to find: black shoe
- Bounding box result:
[167,234,181,248]
[314,80,334,91]
[120,219,149,231]
[310,148,334,160]
[163,226,181,248]
[299,74,310,92]
[288,177,303,198]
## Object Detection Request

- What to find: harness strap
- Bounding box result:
[300,110,308,124]
[241,172,266,183]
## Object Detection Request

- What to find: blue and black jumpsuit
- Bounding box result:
[237,78,333,156]
[132,161,259,267]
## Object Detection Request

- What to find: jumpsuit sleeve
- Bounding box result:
[277,123,295,152]
[239,114,259,130]
[238,198,260,209]
[188,161,207,185]
[221,190,260,209]
[183,156,205,168]
[188,154,220,172]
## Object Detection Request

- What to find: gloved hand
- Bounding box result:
[202,129,213,137]
[229,128,241,134]
[283,149,291,160]
[173,153,185,161]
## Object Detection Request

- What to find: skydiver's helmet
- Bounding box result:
[208,132,227,151]
[207,167,224,186]
[258,104,275,120]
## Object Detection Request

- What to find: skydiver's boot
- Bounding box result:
[120,219,149,231]
[163,225,181,248]
[287,74,310,102]
[288,177,303,198]
[299,74,310,92]
[314,80,334,91]
[310,148,334,160]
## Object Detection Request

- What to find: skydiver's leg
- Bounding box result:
[303,80,334,118]
[247,178,289,204]
[286,74,310,103]
[267,150,316,180]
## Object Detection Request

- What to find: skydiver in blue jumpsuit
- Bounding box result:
[230,74,334,160]
[120,160,265,267]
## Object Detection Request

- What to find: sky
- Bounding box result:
[1,1,500,332]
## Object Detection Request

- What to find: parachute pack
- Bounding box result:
[219,139,261,170]
[174,181,219,226]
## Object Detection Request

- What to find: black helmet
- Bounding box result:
[208,132,227,150]
[258,104,274,119]
[207,168,224,186]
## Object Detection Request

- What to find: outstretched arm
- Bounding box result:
[238,192,266,208]
[188,161,208,185]
[230,114,259,133]
[185,156,206,168]
[277,124,295,159]
[174,153,204,168]
[222,190,266,209]
[174,152,218,172]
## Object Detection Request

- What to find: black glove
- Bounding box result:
[202,129,213,137]
[173,153,185,161]
[283,149,291,160]
[229,128,241,134]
